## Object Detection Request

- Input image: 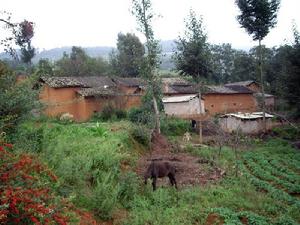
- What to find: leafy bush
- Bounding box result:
[272,126,300,141]
[12,121,45,152]
[128,107,154,125]
[88,122,108,137]
[160,116,191,136]
[0,143,78,224]
[118,172,140,208]
[101,104,116,121]
[115,109,127,119]
[130,125,150,147]
[0,72,39,134]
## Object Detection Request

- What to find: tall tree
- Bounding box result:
[236,0,280,131]
[132,0,162,133]
[0,12,35,64]
[211,43,235,84]
[55,46,110,76]
[111,32,145,77]
[284,26,300,117]
[174,9,212,142]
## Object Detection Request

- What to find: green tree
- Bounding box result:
[232,50,256,82]
[284,27,300,117]
[236,0,280,131]
[211,43,235,84]
[174,9,212,142]
[111,32,145,77]
[55,46,110,76]
[132,0,162,133]
[0,61,38,134]
[0,12,35,64]
[36,59,54,77]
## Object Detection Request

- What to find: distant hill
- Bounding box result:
[0,40,177,69]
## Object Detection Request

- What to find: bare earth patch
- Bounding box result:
[136,132,223,188]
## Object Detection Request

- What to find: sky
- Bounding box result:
[1,0,300,52]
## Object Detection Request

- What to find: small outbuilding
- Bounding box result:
[219,112,274,134]
[162,94,205,117]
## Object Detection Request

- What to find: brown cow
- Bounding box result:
[144,160,177,191]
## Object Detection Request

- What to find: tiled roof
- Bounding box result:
[112,77,146,87]
[225,80,257,87]
[205,85,253,94]
[76,87,117,97]
[40,76,116,88]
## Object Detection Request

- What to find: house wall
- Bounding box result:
[219,117,273,134]
[164,98,204,116]
[204,93,257,115]
[40,85,143,122]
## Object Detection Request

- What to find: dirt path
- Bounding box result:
[136,132,223,188]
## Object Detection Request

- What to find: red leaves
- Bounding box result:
[0,143,71,224]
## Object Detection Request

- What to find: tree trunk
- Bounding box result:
[198,82,203,144]
[152,95,160,134]
[259,39,266,132]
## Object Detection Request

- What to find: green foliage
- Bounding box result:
[12,121,45,152]
[160,116,191,136]
[128,107,154,125]
[130,125,150,147]
[55,46,111,76]
[110,32,145,77]
[174,9,212,82]
[272,126,300,141]
[118,172,140,208]
[235,0,280,41]
[92,105,127,121]
[88,122,108,137]
[0,70,39,134]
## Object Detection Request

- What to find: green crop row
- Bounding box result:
[245,153,300,185]
[241,163,300,206]
[244,156,300,194]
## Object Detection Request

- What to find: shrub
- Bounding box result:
[118,172,140,208]
[160,116,191,136]
[115,109,127,119]
[0,143,77,224]
[130,125,150,147]
[100,104,116,121]
[128,107,154,125]
[272,126,300,141]
[12,121,45,152]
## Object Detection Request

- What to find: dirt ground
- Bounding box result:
[136,132,224,188]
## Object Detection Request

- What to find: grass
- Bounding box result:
[11,120,300,224]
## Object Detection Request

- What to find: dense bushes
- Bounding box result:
[160,116,191,136]
[130,125,151,147]
[0,72,39,135]
[92,105,127,121]
[0,143,78,224]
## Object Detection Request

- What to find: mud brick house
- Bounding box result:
[162,78,258,115]
[112,77,146,94]
[203,85,257,115]
[39,76,144,121]
[225,80,261,92]
[225,80,275,111]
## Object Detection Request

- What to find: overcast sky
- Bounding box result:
[1,0,300,51]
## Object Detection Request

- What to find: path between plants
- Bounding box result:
[136,132,223,188]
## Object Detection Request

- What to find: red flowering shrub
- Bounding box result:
[0,143,75,224]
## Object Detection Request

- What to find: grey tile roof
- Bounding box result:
[162,77,191,86]
[76,87,117,97]
[225,80,257,87]
[40,76,116,88]
[205,85,253,94]
[112,77,146,87]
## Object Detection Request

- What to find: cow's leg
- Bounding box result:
[152,177,157,191]
[169,173,178,189]
[168,174,174,186]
